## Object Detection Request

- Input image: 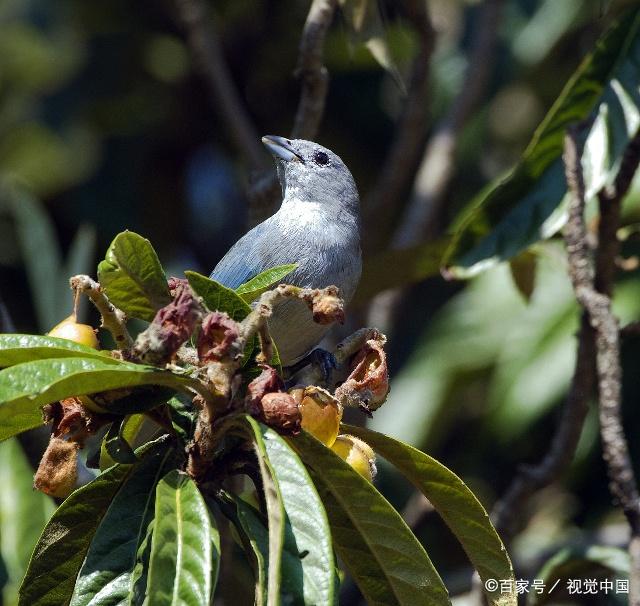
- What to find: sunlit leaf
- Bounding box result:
[98,231,171,322]
[18,462,133,606]
[446,8,640,277]
[185,271,251,321]
[291,430,450,605]
[145,470,219,606]
[70,444,176,606]
[0,357,194,441]
[343,424,517,606]
[0,334,109,367]
[236,264,298,302]
[0,439,55,605]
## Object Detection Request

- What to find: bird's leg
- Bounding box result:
[285,347,338,385]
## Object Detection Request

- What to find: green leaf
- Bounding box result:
[99,413,148,471]
[353,239,450,306]
[0,334,109,367]
[104,417,138,464]
[185,271,251,321]
[70,443,176,606]
[1,184,64,331]
[445,8,640,277]
[530,545,630,605]
[235,264,298,303]
[166,395,196,450]
[18,461,133,606]
[0,357,193,441]
[291,430,450,606]
[0,439,55,605]
[145,470,219,606]
[343,425,517,606]
[98,231,171,322]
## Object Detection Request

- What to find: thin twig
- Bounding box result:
[70,275,133,348]
[174,0,267,170]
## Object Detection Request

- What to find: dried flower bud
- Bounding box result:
[257,392,301,434]
[44,397,110,445]
[331,434,376,481]
[197,311,240,363]
[245,365,284,415]
[306,286,345,325]
[34,436,79,498]
[133,283,202,365]
[335,338,389,412]
[292,386,342,447]
[167,276,190,295]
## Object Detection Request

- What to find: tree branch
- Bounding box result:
[291,0,337,140]
[174,0,268,170]
[364,0,435,243]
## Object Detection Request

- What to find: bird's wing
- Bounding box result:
[210,221,285,289]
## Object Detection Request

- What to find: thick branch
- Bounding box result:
[175,0,267,170]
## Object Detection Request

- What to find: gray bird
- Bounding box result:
[210,135,361,367]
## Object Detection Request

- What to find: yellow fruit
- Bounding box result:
[331,434,376,481]
[48,315,99,349]
[291,386,342,447]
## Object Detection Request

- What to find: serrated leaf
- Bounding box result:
[291,430,450,606]
[70,443,175,606]
[0,439,55,605]
[0,357,194,441]
[231,416,337,606]
[235,264,298,303]
[98,231,171,322]
[18,461,133,606]
[145,470,219,606]
[446,8,640,277]
[343,424,517,606]
[0,334,109,367]
[185,271,251,321]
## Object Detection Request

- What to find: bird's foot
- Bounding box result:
[286,348,338,384]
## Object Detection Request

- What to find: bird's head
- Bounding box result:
[262,135,359,214]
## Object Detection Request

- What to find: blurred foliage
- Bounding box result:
[1,0,640,604]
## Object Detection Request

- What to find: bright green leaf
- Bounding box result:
[445,8,640,277]
[235,264,298,303]
[145,470,219,606]
[98,231,171,322]
[291,431,450,606]
[185,271,251,321]
[0,439,55,605]
[0,357,193,442]
[343,425,517,606]
[0,334,109,367]
[70,444,175,606]
[18,462,133,606]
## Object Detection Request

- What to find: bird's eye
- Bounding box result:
[313,151,329,165]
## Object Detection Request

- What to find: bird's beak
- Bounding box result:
[262,135,303,162]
